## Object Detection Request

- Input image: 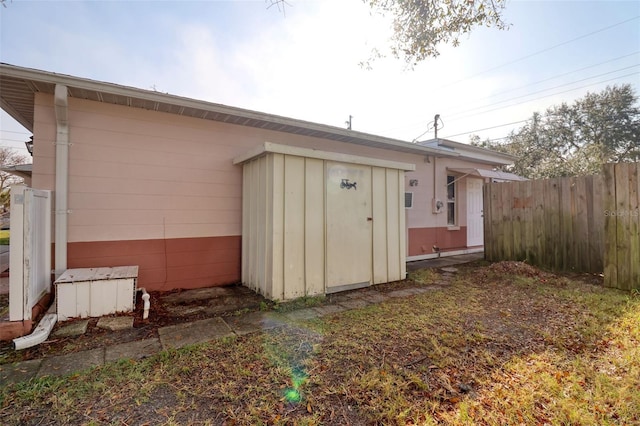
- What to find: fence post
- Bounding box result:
[631,163,640,288]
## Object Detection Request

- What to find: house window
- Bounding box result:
[447,175,456,225]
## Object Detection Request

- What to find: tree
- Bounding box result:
[0,147,29,211]
[267,0,509,65]
[364,0,508,65]
[473,84,640,179]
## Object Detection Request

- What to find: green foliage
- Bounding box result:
[0,147,30,210]
[268,0,509,66]
[365,0,509,65]
[0,229,9,245]
[273,294,325,312]
[473,84,640,178]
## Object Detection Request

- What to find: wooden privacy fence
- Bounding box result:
[603,163,640,290]
[484,162,639,290]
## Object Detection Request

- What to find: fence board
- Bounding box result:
[548,179,562,269]
[575,177,590,272]
[560,178,572,270]
[604,163,640,290]
[521,181,533,264]
[502,182,514,260]
[588,175,605,272]
[631,163,640,289]
[603,165,618,286]
[616,164,631,288]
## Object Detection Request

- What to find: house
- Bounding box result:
[0,63,520,301]
[406,138,524,260]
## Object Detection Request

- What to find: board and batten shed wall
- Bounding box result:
[238,143,413,301]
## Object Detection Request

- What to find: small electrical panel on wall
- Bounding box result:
[432,198,444,214]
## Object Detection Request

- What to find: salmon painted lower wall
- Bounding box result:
[62,229,471,291]
[408,227,468,257]
[66,235,241,291]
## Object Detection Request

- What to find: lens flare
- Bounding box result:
[284,388,302,403]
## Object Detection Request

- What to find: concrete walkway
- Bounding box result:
[0,253,482,385]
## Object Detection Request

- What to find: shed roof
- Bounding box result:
[1,63,460,159]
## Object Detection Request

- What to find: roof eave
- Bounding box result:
[0,63,457,158]
[423,137,517,164]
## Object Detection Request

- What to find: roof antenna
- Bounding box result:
[345,115,353,130]
[434,114,441,139]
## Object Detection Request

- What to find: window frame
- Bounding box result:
[446,175,457,227]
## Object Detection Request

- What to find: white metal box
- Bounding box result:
[55,266,139,321]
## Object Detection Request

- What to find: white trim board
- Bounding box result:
[233,142,416,171]
[406,247,484,262]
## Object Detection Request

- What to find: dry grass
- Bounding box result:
[1,261,638,425]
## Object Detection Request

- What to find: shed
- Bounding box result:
[233,142,416,301]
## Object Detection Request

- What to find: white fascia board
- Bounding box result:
[407,247,484,262]
[423,137,516,165]
[234,142,416,171]
[455,152,514,166]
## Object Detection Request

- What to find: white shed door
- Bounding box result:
[326,162,372,291]
[467,178,484,247]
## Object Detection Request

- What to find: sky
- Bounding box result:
[0,0,639,159]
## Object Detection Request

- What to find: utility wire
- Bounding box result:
[406,71,639,141]
[446,71,640,124]
[445,65,640,122]
[0,138,30,143]
[386,16,640,134]
[0,129,31,135]
[438,15,640,90]
[441,71,640,140]
[442,119,531,139]
[380,52,640,134]
[473,51,639,102]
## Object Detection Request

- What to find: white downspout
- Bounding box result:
[13,85,70,350]
[54,84,69,277]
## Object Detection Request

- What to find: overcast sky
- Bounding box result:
[1,0,639,157]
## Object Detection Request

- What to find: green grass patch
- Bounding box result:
[408,268,438,284]
[273,294,326,313]
[0,229,9,245]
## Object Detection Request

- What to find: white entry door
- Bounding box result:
[325,162,372,292]
[467,178,484,247]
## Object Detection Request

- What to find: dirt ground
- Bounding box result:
[0,283,268,365]
[0,263,604,366]
[3,261,637,425]
[0,276,420,364]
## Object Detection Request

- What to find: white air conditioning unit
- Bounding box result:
[55,266,139,321]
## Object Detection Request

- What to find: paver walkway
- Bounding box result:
[0,253,481,385]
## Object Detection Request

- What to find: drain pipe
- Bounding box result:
[54,84,69,278]
[13,85,69,350]
[139,288,151,320]
[13,302,57,350]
